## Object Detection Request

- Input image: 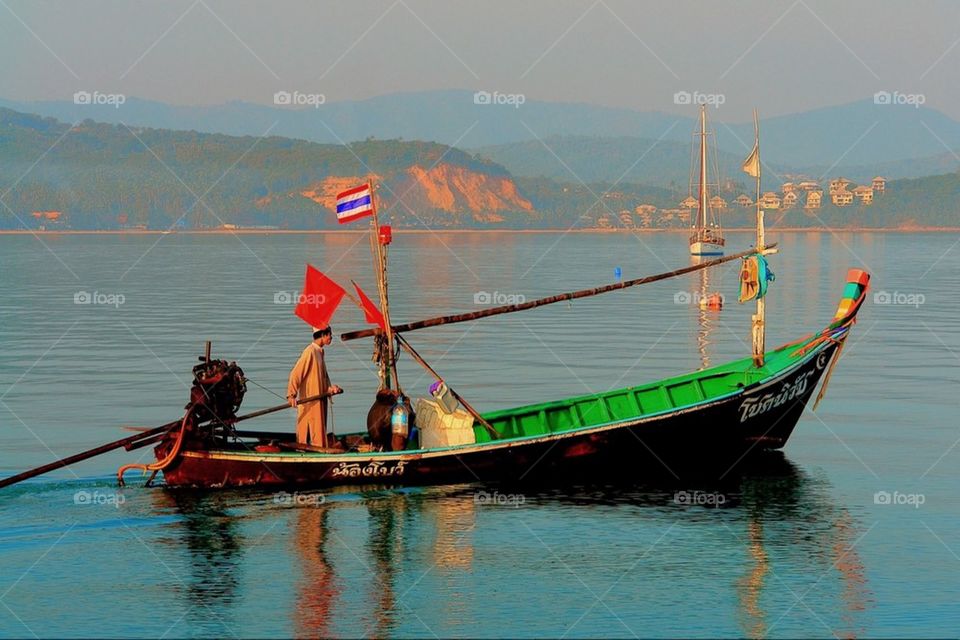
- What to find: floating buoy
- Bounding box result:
[699,292,724,311]
[614,266,622,280]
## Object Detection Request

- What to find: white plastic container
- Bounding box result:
[415,398,476,449]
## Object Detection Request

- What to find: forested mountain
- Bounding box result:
[1,107,958,231]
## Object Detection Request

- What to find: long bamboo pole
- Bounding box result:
[752,110,766,368]
[340,245,774,342]
[0,390,343,490]
[394,334,500,439]
[0,421,179,489]
[368,180,399,389]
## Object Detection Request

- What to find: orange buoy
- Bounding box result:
[699,292,724,311]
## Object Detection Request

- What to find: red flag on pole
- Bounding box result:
[352,281,385,328]
[294,264,346,329]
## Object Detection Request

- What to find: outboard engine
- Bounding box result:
[187,353,246,439]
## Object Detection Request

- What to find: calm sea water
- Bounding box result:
[1,231,958,638]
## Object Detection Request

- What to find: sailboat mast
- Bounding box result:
[698,105,708,230]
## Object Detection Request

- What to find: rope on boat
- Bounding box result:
[244,377,287,401]
[116,411,190,487]
[813,340,845,411]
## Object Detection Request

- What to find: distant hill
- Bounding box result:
[1,107,957,231]
[476,134,960,191]
[0,108,541,230]
[789,153,960,186]
[6,92,960,168]
[0,91,685,157]
[473,135,792,191]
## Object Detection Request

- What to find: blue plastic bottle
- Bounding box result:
[391,396,410,438]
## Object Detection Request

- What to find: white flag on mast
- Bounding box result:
[742,141,760,178]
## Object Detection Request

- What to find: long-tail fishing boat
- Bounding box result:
[689,104,725,256]
[0,113,870,491]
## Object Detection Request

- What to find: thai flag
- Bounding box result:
[335,184,374,224]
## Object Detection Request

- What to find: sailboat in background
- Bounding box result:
[688,104,725,256]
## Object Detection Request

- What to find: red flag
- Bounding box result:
[352,281,385,328]
[294,264,346,329]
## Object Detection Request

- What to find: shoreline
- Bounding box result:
[1,227,958,236]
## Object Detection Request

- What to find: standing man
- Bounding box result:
[288,326,342,447]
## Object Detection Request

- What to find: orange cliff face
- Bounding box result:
[396,164,534,223]
[297,165,534,226]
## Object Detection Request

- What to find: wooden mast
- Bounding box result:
[368,180,399,390]
[751,110,766,367]
[698,104,708,235]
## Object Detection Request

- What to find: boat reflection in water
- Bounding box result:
[150,491,243,635]
[157,454,869,637]
[731,457,870,638]
[293,503,338,638]
[689,254,721,370]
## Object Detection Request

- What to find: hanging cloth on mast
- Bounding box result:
[739,254,775,303]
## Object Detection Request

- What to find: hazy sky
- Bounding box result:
[3,0,960,121]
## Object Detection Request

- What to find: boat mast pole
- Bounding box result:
[752,110,766,367]
[698,104,708,234]
[369,180,399,390]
